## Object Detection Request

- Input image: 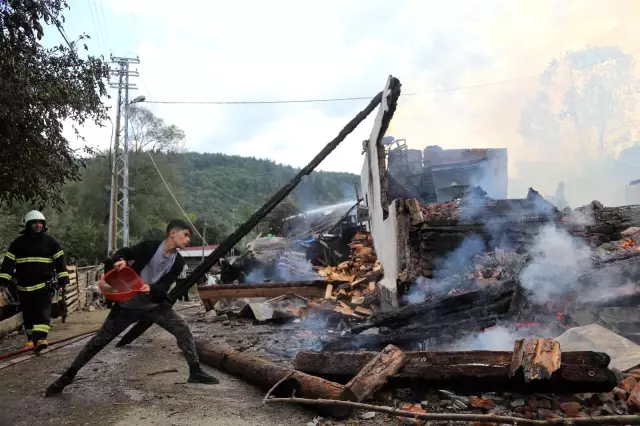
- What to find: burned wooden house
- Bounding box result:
[385,138,508,204]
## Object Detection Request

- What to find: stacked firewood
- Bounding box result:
[314,232,382,319]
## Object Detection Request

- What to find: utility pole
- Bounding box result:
[107,55,140,254]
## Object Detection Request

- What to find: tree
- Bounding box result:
[0,0,109,208]
[520,46,639,160]
[129,105,186,153]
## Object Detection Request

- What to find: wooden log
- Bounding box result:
[342,345,408,402]
[198,280,338,300]
[293,351,616,394]
[196,342,356,417]
[510,338,561,382]
[0,312,23,339]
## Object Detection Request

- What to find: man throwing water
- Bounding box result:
[45,219,218,397]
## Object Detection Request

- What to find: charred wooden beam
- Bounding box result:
[294,350,611,373]
[342,344,407,402]
[323,316,503,352]
[196,342,356,417]
[510,338,561,382]
[197,280,338,300]
[348,280,516,335]
[115,78,398,347]
[293,350,616,394]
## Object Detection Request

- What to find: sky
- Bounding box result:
[53,0,640,202]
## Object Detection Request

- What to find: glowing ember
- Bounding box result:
[620,239,637,249]
[515,321,541,329]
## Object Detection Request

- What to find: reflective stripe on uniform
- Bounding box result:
[16,257,53,264]
[4,252,15,261]
[57,271,69,279]
[17,282,46,291]
[32,324,50,333]
[0,273,12,281]
[52,250,64,260]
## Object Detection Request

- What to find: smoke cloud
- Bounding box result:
[519,224,592,305]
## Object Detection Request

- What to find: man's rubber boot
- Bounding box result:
[35,340,48,355]
[44,370,77,397]
[188,363,219,384]
[23,341,34,350]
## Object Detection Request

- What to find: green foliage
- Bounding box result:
[0,151,358,266]
[0,0,109,208]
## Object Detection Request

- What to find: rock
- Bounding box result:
[360,327,379,336]
[222,320,231,326]
[359,412,376,420]
[510,399,525,408]
[559,402,582,417]
[598,392,615,404]
[470,396,494,410]
[628,386,640,413]
[619,376,638,392]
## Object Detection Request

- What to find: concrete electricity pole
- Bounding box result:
[107,55,143,254]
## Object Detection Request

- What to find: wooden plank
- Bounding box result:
[342,344,408,402]
[67,301,79,314]
[324,284,333,300]
[65,289,78,300]
[69,273,77,281]
[510,338,561,382]
[65,295,78,306]
[198,281,330,300]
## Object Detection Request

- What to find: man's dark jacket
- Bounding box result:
[104,240,185,304]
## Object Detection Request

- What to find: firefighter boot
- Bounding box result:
[35,340,48,355]
[187,362,219,384]
[44,369,77,397]
[23,341,34,349]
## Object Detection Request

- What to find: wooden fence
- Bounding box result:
[64,264,103,315]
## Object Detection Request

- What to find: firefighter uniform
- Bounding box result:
[0,211,69,351]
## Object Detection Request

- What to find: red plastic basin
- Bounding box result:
[99,266,145,302]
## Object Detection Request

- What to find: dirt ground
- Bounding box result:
[0,303,394,426]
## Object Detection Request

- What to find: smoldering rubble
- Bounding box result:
[188,186,640,423]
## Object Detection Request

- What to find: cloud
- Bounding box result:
[62,0,640,194]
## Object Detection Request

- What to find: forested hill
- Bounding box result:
[180,152,359,222]
[0,151,360,266]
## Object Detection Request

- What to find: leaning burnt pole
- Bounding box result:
[116,76,403,347]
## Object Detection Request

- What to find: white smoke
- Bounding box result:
[519,224,592,305]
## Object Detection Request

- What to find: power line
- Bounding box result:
[144,50,637,106]
[145,152,207,244]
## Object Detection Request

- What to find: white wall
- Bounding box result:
[360,77,401,311]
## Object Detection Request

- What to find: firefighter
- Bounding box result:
[0,210,70,353]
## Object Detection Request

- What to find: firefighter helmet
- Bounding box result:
[23,210,46,227]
